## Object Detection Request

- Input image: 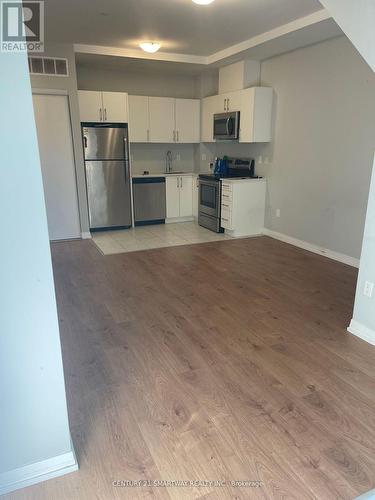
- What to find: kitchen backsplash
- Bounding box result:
[130,143,198,175]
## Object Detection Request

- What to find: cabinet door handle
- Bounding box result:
[177,177,179,188]
[147,129,150,142]
[224,99,227,111]
[177,130,179,142]
[227,99,230,110]
[180,176,183,188]
[104,108,107,121]
[99,108,103,121]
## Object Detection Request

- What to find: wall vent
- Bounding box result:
[28,56,69,77]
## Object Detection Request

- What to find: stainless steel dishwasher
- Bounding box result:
[132,177,166,226]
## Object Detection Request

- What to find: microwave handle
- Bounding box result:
[226,116,235,136]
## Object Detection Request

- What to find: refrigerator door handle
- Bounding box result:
[83,136,88,149]
[99,108,103,121]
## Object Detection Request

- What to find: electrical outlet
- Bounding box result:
[276,209,281,218]
[364,281,374,298]
[176,153,181,161]
[202,154,207,161]
[258,156,263,164]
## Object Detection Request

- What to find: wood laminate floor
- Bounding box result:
[5,236,375,500]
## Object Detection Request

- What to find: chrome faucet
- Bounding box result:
[166,150,173,173]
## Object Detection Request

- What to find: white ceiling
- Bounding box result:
[46,0,326,56]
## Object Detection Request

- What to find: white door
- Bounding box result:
[201,95,218,142]
[179,176,193,217]
[128,95,149,142]
[32,94,81,240]
[149,97,175,143]
[166,177,180,218]
[102,91,128,123]
[77,90,102,122]
[175,99,200,143]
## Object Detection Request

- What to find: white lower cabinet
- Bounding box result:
[221,179,266,237]
[192,175,199,218]
[166,175,194,221]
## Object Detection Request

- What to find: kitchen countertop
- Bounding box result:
[221,177,266,184]
[131,172,197,178]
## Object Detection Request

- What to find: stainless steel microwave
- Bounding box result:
[213,111,240,140]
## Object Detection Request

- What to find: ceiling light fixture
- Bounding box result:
[192,0,215,4]
[139,42,161,53]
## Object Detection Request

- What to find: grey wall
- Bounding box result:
[260,36,375,259]
[0,51,74,484]
[77,64,198,98]
[200,37,375,260]
[30,43,89,234]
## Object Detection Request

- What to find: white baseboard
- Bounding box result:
[0,447,78,496]
[81,232,92,239]
[262,228,359,268]
[348,319,375,347]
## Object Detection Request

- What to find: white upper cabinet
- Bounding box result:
[201,95,218,143]
[128,95,149,142]
[148,97,175,143]
[175,99,200,143]
[218,90,242,113]
[200,87,273,143]
[239,87,273,143]
[102,91,128,123]
[78,90,128,123]
[223,90,242,112]
[77,91,102,122]
[128,96,201,144]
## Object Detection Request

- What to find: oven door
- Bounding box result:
[213,112,240,140]
[199,178,220,218]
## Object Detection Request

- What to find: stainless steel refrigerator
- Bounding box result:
[82,123,132,230]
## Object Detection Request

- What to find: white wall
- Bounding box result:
[318,1,375,340]
[319,0,375,71]
[30,43,90,235]
[0,52,76,494]
[200,36,375,261]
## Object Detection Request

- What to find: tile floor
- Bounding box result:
[92,221,232,255]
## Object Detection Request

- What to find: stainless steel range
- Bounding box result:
[198,175,223,233]
[198,157,257,233]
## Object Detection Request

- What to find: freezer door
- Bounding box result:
[85,160,132,229]
[82,126,126,160]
